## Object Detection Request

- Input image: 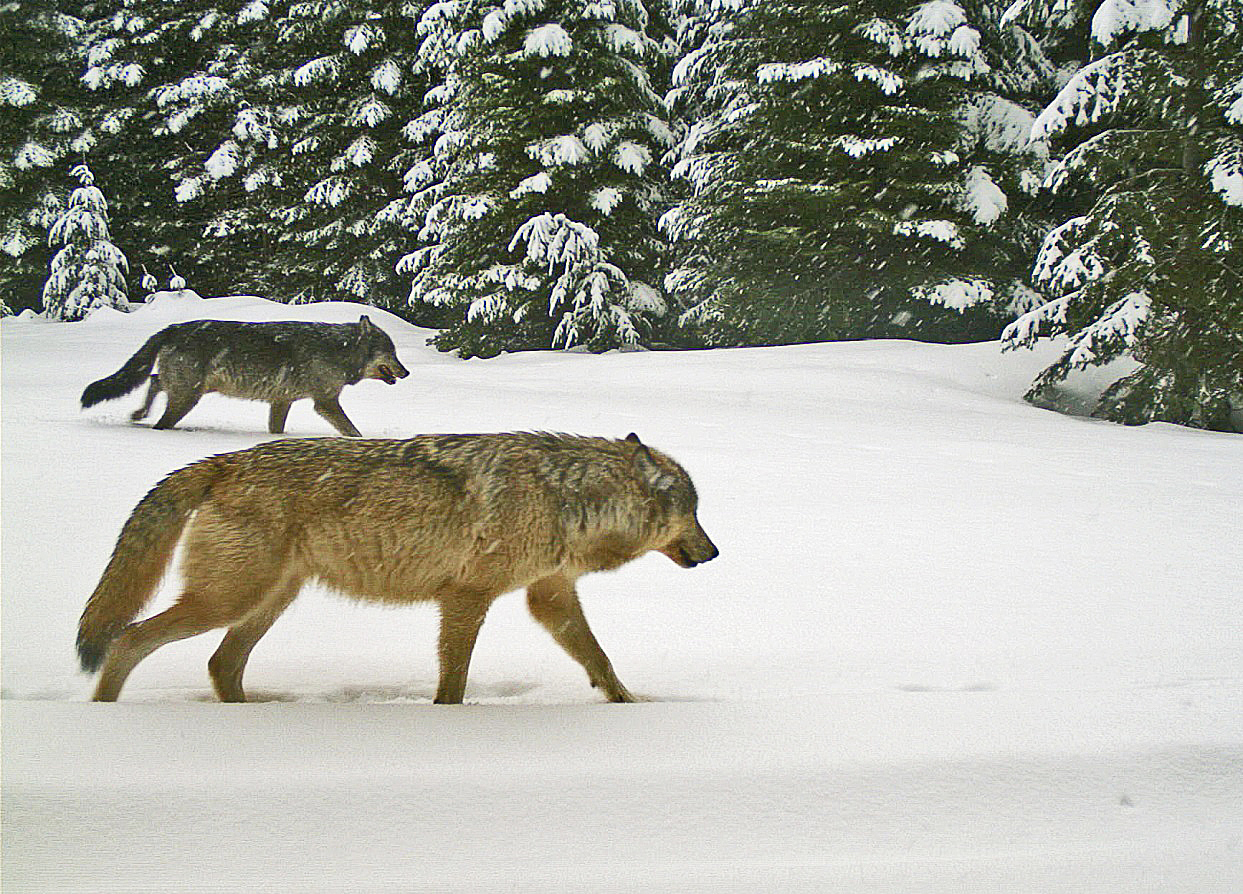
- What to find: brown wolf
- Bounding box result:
[77,432,718,703]
[80,316,409,436]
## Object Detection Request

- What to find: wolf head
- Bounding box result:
[625,433,719,568]
[357,315,410,385]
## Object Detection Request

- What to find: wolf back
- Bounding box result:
[80,315,409,436]
[77,432,718,703]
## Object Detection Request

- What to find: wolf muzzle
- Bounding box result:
[375,362,410,385]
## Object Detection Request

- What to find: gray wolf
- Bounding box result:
[77,432,718,703]
[80,316,409,436]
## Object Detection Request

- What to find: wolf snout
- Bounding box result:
[376,362,409,384]
[690,541,720,566]
[676,536,719,568]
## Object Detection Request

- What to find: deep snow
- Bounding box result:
[2,292,1241,892]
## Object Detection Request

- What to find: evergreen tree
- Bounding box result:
[663,0,1055,347]
[79,0,271,297]
[403,0,675,357]
[42,162,128,320]
[1002,0,1243,431]
[164,1,438,311]
[0,1,92,313]
[261,1,435,309]
[77,1,443,314]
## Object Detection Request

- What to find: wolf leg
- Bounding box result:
[268,400,292,435]
[91,602,228,701]
[527,574,635,703]
[131,375,161,421]
[152,390,202,430]
[208,577,301,702]
[434,594,492,704]
[312,396,361,437]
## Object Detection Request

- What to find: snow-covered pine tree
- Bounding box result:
[79,0,272,297]
[245,1,434,308]
[662,0,1049,346]
[0,2,92,314]
[1001,0,1243,431]
[402,0,675,357]
[661,0,747,336]
[42,163,129,320]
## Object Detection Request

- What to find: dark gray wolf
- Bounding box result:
[80,316,409,436]
[77,432,718,703]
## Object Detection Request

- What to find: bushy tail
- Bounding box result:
[81,330,168,408]
[77,458,224,672]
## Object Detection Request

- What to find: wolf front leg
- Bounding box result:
[312,396,362,437]
[434,592,493,704]
[267,400,292,435]
[526,574,636,703]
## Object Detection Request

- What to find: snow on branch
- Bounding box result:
[916,278,996,310]
[294,56,340,87]
[205,141,240,180]
[237,0,267,24]
[613,141,651,174]
[1,77,37,107]
[1226,78,1243,125]
[14,141,54,170]
[527,134,591,166]
[591,186,622,215]
[853,65,904,95]
[154,75,230,107]
[602,23,650,56]
[1205,136,1243,207]
[1031,53,1125,141]
[1064,291,1150,366]
[1091,0,1178,46]
[1031,215,1105,295]
[344,23,384,54]
[522,23,573,57]
[908,1,981,59]
[957,94,1042,155]
[509,213,599,274]
[757,58,843,84]
[857,18,905,56]
[511,171,551,197]
[961,166,1008,224]
[348,97,392,127]
[893,219,965,248]
[477,0,549,43]
[1001,295,1069,347]
[835,135,898,158]
[372,59,402,94]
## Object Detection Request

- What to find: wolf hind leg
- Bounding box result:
[267,400,292,435]
[91,601,231,701]
[312,396,361,437]
[208,576,302,703]
[131,374,161,421]
[527,574,635,703]
[152,388,202,430]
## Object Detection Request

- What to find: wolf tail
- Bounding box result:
[77,457,224,672]
[81,329,168,408]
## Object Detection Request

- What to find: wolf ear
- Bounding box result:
[626,434,676,496]
[358,314,374,332]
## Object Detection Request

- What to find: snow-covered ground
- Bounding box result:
[3,292,1241,892]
